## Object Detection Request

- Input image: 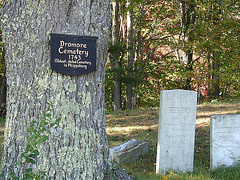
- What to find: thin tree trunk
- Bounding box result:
[211,1,222,99]
[0,0,110,179]
[126,0,134,109]
[132,1,145,109]
[180,1,196,90]
[110,1,121,111]
[212,51,220,98]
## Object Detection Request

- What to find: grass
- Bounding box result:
[0,98,240,179]
[106,98,240,180]
[0,117,4,158]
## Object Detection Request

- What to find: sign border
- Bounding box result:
[50,33,98,76]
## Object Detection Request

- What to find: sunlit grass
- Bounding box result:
[106,98,240,179]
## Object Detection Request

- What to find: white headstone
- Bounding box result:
[210,114,240,170]
[156,89,197,175]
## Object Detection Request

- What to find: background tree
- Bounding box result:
[126,0,134,109]
[109,0,122,111]
[139,0,240,104]
[107,0,163,110]
[106,0,240,109]
[193,0,240,99]
[0,0,110,179]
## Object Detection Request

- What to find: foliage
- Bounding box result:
[0,0,3,67]
[0,103,60,180]
[0,0,6,118]
[106,0,240,110]
[107,0,170,110]
[0,21,4,76]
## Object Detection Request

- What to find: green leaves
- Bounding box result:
[25,157,36,165]
[0,103,61,179]
[29,150,40,159]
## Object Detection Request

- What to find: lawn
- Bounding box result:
[106,99,240,180]
[0,99,240,179]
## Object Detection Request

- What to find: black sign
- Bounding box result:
[50,33,97,76]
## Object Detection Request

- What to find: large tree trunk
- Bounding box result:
[0,0,110,179]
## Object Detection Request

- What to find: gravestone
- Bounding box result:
[109,139,148,164]
[210,114,240,170]
[156,89,197,175]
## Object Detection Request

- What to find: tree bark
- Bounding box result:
[126,0,134,109]
[212,49,220,99]
[211,1,222,99]
[180,1,196,90]
[0,0,110,179]
[110,1,122,111]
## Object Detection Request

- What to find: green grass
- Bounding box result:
[106,99,240,179]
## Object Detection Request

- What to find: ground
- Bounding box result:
[1,98,240,179]
[106,99,240,179]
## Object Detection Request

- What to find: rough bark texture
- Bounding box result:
[0,0,110,179]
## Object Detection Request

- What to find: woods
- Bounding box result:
[0,2,239,112]
[0,1,239,113]
[106,0,240,110]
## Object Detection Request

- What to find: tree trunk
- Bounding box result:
[211,1,222,99]
[212,51,220,99]
[126,0,134,109]
[0,0,110,179]
[132,1,145,109]
[110,1,122,111]
[180,1,196,90]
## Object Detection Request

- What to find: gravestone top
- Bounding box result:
[111,139,140,152]
[50,33,98,76]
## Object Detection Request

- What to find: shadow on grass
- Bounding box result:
[194,124,210,168]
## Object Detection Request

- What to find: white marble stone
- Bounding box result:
[210,114,240,170]
[109,139,148,164]
[156,89,197,175]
